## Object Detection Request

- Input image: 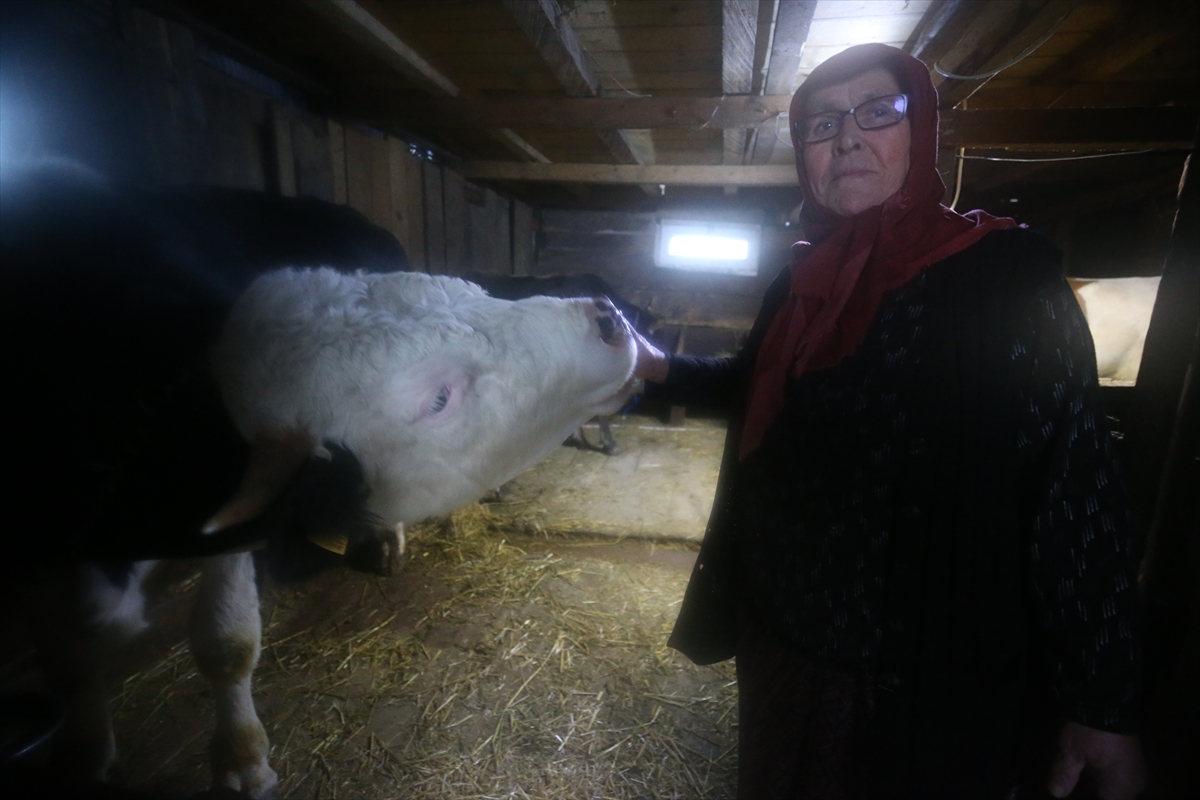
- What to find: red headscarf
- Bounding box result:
[738,43,1016,459]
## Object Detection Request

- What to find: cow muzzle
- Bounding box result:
[593,296,631,346]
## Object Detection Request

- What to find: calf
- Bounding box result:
[1069,276,1161,385]
[1,163,637,796]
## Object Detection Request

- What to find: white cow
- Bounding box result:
[61,271,636,797]
[1069,276,1161,386]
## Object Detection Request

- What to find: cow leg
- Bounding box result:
[37,561,155,780]
[189,552,277,797]
[596,415,621,456]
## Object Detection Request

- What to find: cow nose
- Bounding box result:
[593,296,627,344]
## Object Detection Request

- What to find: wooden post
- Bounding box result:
[443,169,466,271]
[422,161,446,273]
[328,120,347,204]
[271,102,297,197]
[388,137,425,270]
[512,200,534,276]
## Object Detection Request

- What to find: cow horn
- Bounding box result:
[202,429,313,534]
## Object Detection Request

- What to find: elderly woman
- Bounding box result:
[635,44,1146,799]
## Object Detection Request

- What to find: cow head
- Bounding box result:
[209,269,637,529]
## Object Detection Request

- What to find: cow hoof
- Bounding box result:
[216,762,278,799]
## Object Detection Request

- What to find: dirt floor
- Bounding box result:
[55,414,735,799]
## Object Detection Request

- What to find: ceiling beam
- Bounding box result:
[501,0,641,166]
[939,107,1197,150]
[457,163,799,186]
[359,95,1196,149]
[967,80,1199,110]
[1033,4,1180,86]
[761,0,817,96]
[722,0,761,170]
[749,0,816,165]
[905,0,982,66]
[934,0,1083,109]
[722,0,759,95]
[308,0,551,163]
[310,0,460,97]
[361,93,792,129]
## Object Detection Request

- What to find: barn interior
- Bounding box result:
[0,1,1197,798]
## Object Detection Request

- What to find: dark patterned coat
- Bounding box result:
[651,228,1141,796]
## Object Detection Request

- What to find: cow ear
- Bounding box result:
[202,428,313,533]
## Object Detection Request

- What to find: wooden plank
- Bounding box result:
[762,0,817,96]
[905,0,981,64]
[291,113,335,202]
[271,102,297,197]
[938,106,1197,150]
[443,167,466,269]
[357,93,792,129]
[423,161,447,273]
[491,191,512,275]
[936,0,1084,109]
[389,137,425,270]
[308,0,460,96]
[329,119,348,204]
[343,125,375,221]
[723,0,759,95]
[501,0,642,166]
[457,162,798,186]
[369,131,394,236]
[512,199,534,277]
[501,0,598,97]
[1124,133,1199,563]
[1033,3,1181,85]
[968,80,1199,110]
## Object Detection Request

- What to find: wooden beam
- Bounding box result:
[939,107,1197,150]
[935,0,1083,109]
[501,0,641,166]
[723,0,760,171]
[360,93,792,130]
[361,95,1195,149]
[1034,4,1180,85]
[723,0,759,95]
[968,81,1200,111]
[501,0,598,97]
[309,0,460,97]
[751,0,816,165]
[905,0,980,65]
[457,163,797,186]
[488,128,552,163]
[761,0,816,96]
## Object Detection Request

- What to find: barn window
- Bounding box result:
[654,220,761,276]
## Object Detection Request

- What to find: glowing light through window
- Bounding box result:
[667,234,750,261]
[655,220,761,275]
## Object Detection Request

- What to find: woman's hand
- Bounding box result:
[632,330,670,384]
[1047,721,1147,800]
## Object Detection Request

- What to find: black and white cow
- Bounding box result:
[0,162,637,796]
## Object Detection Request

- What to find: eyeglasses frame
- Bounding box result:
[794,94,909,146]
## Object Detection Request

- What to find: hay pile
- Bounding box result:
[112,504,738,799]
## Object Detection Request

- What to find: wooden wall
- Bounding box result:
[534,209,795,356]
[5,0,771,354]
[3,1,534,276]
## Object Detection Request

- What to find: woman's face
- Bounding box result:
[800,67,911,217]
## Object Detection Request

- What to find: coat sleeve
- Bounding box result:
[1021,275,1142,733]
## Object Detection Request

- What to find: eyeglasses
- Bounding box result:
[794,94,908,144]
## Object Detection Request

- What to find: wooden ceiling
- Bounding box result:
[154,0,1197,220]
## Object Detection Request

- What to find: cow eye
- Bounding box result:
[426,386,451,416]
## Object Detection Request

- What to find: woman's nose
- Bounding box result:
[832,119,865,153]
